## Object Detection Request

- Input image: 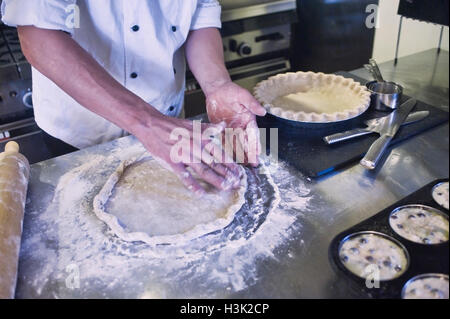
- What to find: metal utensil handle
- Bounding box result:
[364,64,373,73]
[324,129,372,145]
[369,59,385,82]
[364,64,381,83]
[360,135,393,170]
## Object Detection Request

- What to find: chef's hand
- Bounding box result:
[205,81,267,167]
[133,111,242,196]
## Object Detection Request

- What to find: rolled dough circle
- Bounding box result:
[93,156,247,246]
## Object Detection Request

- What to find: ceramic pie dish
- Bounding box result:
[254,72,371,123]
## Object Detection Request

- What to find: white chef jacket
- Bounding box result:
[1,0,221,148]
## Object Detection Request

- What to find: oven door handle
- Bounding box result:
[255,32,285,42]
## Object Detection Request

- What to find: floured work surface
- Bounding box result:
[15,137,314,298]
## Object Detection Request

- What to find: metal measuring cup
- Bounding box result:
[364,59,404,112]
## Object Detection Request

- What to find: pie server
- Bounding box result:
[360,98,417,170]
[323,110,429,145]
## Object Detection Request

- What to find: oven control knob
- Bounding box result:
[238,43,252,56]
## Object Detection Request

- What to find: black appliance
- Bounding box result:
[292,0,378,73]
[0,26,32,124]
[398,0,449,26]
[0,25,55,164]
[395,0,449,64]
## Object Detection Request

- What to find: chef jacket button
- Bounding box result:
[171,26,177,32]
[169,106,175,112]
[130,72,138,79]
[131,25,140,32]
[173,68,177,74]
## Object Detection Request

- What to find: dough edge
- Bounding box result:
[93,156,248,246]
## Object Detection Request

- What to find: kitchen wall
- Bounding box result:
[372,0,449,63]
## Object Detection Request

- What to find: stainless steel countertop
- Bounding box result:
[16,49,449,299]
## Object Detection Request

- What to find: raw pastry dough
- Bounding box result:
[93,156,247,246]
[254,72,371,123]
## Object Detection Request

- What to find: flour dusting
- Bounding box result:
[17,139,312,298]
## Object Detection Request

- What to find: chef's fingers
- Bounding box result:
[201,128,241,177]
[201,121,226,135]
[245,120,261,167]
[187,162,231,191]
[199,150,227,176]
[170,163,206,196]
[200,152,241,189]
[221,102,252,128]
[189,123,237,174]
[170,122,220,165]
[212,149,242,180]
[225,127,246,165]
[213,163,241,188]
[183,126,241,189]
[193,144,241,189]
[239,91,267,117]
[224,130,238,165]
[238,128,249,165]
[183,120,226,155]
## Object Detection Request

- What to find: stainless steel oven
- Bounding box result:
[184,0,297,118]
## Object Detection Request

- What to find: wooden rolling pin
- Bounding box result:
[0,142,30,299]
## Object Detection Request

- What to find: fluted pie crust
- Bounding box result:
[254,72,371,123]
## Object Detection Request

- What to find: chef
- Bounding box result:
[1,0,266,195]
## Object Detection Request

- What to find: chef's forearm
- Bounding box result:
[185,28,231,97]
[17,26,159,136]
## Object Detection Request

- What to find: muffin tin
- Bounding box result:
[329,179,449,299]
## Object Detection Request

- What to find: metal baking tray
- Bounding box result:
[329,179,449,299]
